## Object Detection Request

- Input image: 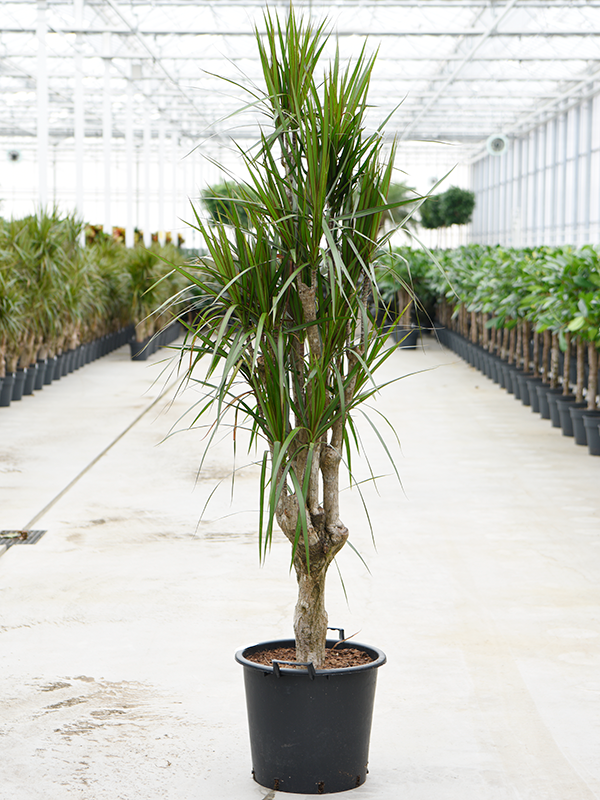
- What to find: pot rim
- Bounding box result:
[235,638,386,677]
[570,406,600,419]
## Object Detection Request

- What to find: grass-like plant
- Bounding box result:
[172,12,411,667]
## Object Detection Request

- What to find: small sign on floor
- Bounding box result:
[0,530,47,549]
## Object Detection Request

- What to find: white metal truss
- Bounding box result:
[2,0,600,145]
[1,0,599,228]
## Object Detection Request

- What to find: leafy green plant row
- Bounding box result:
[0,209,188,378]
[377,244,600,409]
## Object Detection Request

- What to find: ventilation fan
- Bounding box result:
[486,134,508,156]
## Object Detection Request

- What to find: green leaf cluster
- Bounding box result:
[201,181,258,229]
[420,186,475,229]
[173,12,405,565]
[0,209,189,375]
[386,243,600,344]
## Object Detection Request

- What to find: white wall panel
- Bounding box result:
[471,87,600,246]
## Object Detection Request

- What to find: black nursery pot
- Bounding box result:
[0,373,14,407]
[584,414,600,456]
[570,406,600,446]
[536,385,563,420]
[34,359,47,390]
[548,393,574,428]
[129,338,150,361]
[526,377,544,412]
[23,363,37,395]
[12,368,27,401]
[235,638,386,795]
[559,400,586,437]
[393,327,419,349]
[43,356,57,384]
[516,373,533,405]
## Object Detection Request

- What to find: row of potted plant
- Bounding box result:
[439,327,600,456]
[0,209,189,406]
[377,244,600,453]
[0,325,135,407]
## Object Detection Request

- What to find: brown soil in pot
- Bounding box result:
[247,645,373,670]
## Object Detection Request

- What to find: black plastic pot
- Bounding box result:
[584,414,600,456]
[488,356,503,384]
[65,349,76,374]
[53,354,63,380]
[548,393,574,428]
[536,385,563,420]
[0,373,15,407]
[515,373,532,405]
[559,400,586,436]
[570,406,600,446]
[473,347,486,372]
[235,637,386,795]
[393,327,419,349]
[130,338,150,361]
[526,377,544,413]
[23,363,37,395]
[12,368,27,401]
[497,361,508,389]
[60,351,70,377]
[502,363,519,394]
[43,357,56,385]
[479,352,492,379]
[511,368,523,400]
[34,359,47,390]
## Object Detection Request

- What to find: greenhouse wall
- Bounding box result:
[471,89,600,247]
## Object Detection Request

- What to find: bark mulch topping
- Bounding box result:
[247,646,373,670]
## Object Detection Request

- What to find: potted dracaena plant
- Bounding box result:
[166,11,417,794]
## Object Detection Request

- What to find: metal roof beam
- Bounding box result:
[2,26,600,36]
[6,0,600,6]
[400,0,520,140]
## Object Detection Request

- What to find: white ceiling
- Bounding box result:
[1,0,600,165]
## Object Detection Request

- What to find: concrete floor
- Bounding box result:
[1,335,599,800]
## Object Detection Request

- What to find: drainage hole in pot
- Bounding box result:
[317,781,325,794]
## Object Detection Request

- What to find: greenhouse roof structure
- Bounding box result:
[1,0,600,163]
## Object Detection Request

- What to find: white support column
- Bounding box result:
[125,79,134,248]
[189,143,198,249]
[172,131,178,246]
[485,156,492,244]
[494,154,500,244]
[143,115,151,247]
[520,136,526,246]
[584,96,593,243]
[74,0,84,238]
[540,122,547,245]
[103,32,112,236]
[531,127,539,246]
[572,103,581,245]
[551,115,559,246]
[36,0,48,210]
[560,107,568,244]
[512,137,523,248]
[499,146,506,243]
[505,137,513,246]
[157,119,166,245]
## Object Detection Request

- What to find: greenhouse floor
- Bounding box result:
[1,335,599,800]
